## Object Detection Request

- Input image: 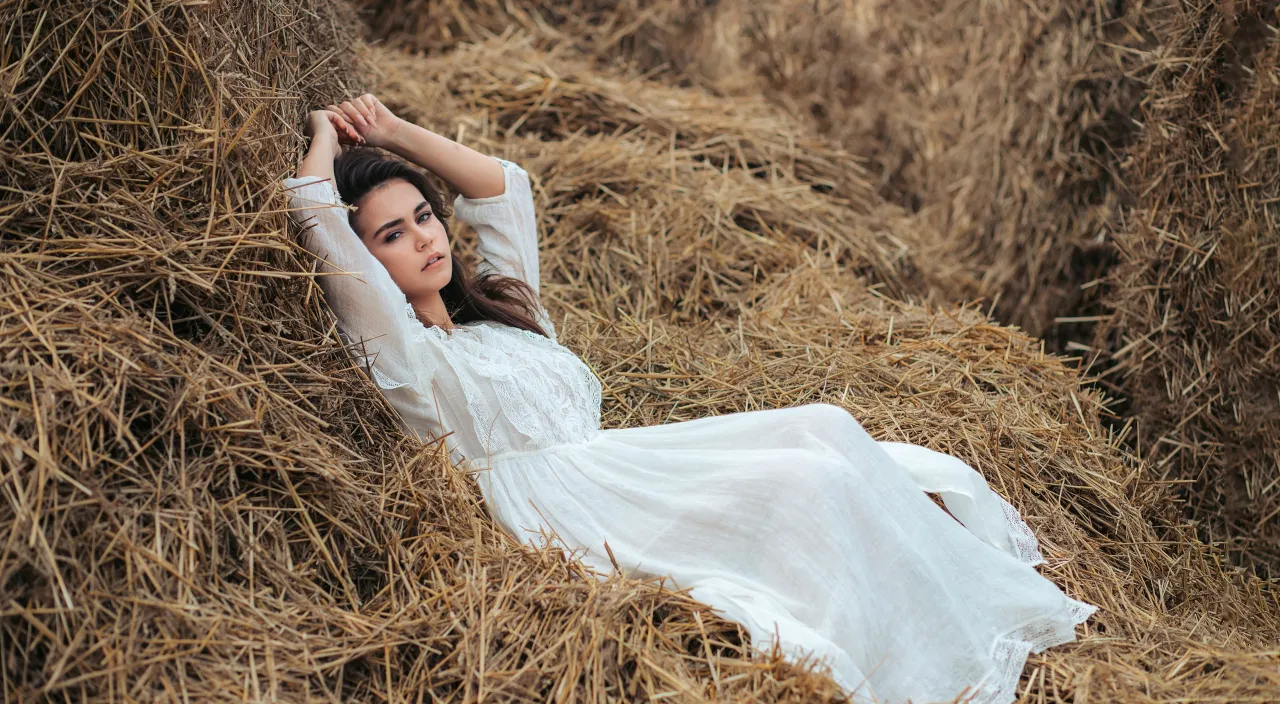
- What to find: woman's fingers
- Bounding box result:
[355,95,376,126]
[366,94,392,122]
[326,103,358,132]
[325,110,363,144]
[325,112,349,137]
[323,96,387,145]
[353,93,379,123]
[340,100,369,130]
[325,106,362,141]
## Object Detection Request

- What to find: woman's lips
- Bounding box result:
[423,254,446,271]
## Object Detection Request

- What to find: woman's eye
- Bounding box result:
[385,232,401,242]
[418,211,433,223]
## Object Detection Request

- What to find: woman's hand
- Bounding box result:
[305,109,362,150]
[297,109,357,183]
[327,94,404,149]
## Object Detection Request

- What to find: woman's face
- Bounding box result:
[350,178,452,298]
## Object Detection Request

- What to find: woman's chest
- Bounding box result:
[462,324,598,396]
[453,323,603,441]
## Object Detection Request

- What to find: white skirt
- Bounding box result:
[472,403,1095,704]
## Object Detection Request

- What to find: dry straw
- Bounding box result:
[3,1,1279,703]
[1094,1,1280,578]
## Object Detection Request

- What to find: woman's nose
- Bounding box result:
[414,226,432,249]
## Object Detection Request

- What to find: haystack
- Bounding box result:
[1094,1,1280,577]
[4,1,1280,702]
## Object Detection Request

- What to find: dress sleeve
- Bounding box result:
[282,175,439,393]
[453,158,542,296]
[452,157,557,340]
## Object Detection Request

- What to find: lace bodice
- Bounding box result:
[283,159,602,465]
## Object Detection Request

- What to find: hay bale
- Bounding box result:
[712,0,1151,342]
[1094,1,1280,577]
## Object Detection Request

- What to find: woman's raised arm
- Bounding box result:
[452,158,543,298]
[328,94,505,199]
[284,111,441,398]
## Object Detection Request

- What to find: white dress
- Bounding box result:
[283,159,1095,704]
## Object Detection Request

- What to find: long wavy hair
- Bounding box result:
[333,147,550,338]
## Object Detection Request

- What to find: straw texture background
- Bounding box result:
[3,0,1279,702]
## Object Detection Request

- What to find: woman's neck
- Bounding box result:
[410,291,454,331]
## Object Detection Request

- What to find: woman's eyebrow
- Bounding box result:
[372,217,404,240]
[372,201,430,240]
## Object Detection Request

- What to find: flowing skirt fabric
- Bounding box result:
[472,404,1094,704]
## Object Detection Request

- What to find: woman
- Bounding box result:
[283,94,1095,704]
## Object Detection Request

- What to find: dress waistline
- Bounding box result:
[465,430,606,470]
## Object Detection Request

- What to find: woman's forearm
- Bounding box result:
[383,121,506,200]
[297,139,339,183]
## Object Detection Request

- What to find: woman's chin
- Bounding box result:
[415,268,451,290]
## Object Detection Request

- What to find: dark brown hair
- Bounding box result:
[333,147,550,338]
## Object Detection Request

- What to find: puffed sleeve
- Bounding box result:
[282,175,439,394]
[452,158,558,340]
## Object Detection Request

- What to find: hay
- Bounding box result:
[1093,1,1280,578]
[356,0,1152,340]
[4,0,1280,702]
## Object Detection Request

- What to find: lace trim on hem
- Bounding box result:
[966,484,1096,703]
[967,598,1097,704]
[370,366,409,391]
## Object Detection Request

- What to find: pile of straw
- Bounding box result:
[1093,1,1280,577]
[4,0,1280,701]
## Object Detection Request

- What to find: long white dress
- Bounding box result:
[283,158,1095,704]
